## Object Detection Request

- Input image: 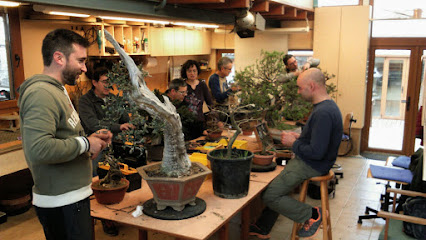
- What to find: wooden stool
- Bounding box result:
[0,112,20,132]
[291,170,334,240]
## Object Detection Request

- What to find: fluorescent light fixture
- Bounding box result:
[47,11,90,18]
[0,1,20,7]
[172,22,219,28]
[99,16,169,25]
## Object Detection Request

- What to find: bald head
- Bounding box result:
[299,68,325,86]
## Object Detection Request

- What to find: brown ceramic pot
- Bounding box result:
[91,178,129,205]
[207,130,223,140]
[252,151,275,166]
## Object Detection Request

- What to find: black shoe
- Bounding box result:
[101,220,119,236]
[249,224,270,239]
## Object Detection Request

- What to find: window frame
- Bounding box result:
[0,7,24,115]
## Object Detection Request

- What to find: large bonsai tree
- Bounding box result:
[104,30,191,177]
[235,50,336,127]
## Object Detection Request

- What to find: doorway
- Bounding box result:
[362,39,425,155]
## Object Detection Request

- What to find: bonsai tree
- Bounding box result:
[235,50,336,128]
[104,30,191,177]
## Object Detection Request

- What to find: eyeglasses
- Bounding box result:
[287,59,297,66]
[178,90,188,95]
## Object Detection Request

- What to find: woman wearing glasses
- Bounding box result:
[181,60,213,123]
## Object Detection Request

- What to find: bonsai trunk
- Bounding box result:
[105,30,191,177]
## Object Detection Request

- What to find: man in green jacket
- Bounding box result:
[18,29,112,240]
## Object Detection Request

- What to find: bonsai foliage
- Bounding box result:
[235,50,336,127]
[105,30,191,177]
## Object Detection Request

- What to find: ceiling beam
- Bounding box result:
[251,0,269,13]
[264,12,314,21]
[21,0,235,24]
[167,0,225,4]
[192,0,250,9]
[296,10,308,19]
[283,7,296,18]
[261,5,284,16]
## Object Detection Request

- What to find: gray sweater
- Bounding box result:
[18,74,92,208]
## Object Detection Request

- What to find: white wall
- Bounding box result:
[234,31,288,71]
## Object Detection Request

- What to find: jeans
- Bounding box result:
[35,197,92,240]
[256,157,321,232]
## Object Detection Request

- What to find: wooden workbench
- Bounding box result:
[91,132,283,240]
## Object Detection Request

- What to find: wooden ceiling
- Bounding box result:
[165,0,315,21]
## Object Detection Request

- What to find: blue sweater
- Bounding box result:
[208,73,232,104]
[292,99,343,174]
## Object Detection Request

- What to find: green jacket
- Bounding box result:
[18,74,92,207]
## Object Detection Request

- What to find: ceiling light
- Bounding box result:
[172,22,219,28]
[47,11,90,18]
[99,16,169,25]
[0,1,20,7]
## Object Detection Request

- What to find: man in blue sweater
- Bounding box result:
[250,68,343,239]
[208,57,238,104]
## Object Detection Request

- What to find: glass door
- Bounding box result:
[368,50,410,151]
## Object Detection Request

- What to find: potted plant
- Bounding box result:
[207,103,261,199]
[235,50,336,130]
[104,31,211,214]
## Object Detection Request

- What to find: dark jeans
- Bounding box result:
[35,197,92,240]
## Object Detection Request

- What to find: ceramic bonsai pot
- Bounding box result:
[207,148,253,199]
[252,151,276,166]
[207,130,223,141]
[139,162,211,211]
[91,178,129,205]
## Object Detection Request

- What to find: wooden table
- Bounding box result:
[91,174,280,240]
[91,132,283,240]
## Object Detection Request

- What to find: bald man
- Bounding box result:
[250,68,343,239]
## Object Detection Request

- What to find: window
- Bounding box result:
[287,50,313,67]
[0,8,24,114]
[0,12,13,102]
[317,0,360,7]
[372,0,426,37]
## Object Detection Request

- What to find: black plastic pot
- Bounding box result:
[207,149,253,199]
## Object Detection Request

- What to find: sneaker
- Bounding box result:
[249,224,271,239]
[297,207,322,238]
[101,220,119,236]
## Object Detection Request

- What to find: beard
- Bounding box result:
[62,65,82,86]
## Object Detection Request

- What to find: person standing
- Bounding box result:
[181,60,213,122]
[18,29,112,240]
[208,57,238,104]
[250,68,342,239]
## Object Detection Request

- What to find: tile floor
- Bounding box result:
[0,155,392,240]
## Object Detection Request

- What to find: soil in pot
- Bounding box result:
[252,151,275,166]
[207,149,253,199]
[91,178,129,205]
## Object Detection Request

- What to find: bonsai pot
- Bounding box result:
[207,130,223,141]
[139,162,211,211]
[252,151,276,166]
[91,178,129,205]
[207,148,253,199]
[242,129,254,136]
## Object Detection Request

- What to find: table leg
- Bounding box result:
[139,229,148,240]
[219,222,229,240]
[92,218,96,240]
[241,205,250,240]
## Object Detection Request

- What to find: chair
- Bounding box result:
[337,112,356,157]
[377,188,426,240]
[358,160,412,224]
[291,170,334,240]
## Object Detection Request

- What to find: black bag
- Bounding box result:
[402,197,426,239]
[307,174,336,200]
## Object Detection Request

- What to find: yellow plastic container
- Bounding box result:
[189,153,211,180]
[189,153,210,169]
[217,139,248,150]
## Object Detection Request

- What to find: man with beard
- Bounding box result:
[18,29,112,240]
[279,54,320,82]
[249,68,342,239]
